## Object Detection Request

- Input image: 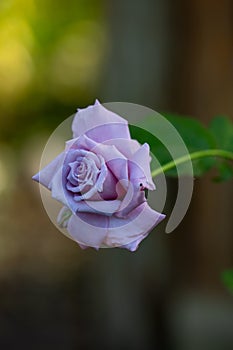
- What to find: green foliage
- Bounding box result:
[222,269,233,294]
[210,116,233,152]
[130,114,233,180]
[165,114,216,176]
[209,116,233,181]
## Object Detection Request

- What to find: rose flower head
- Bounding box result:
[32,100,165,251]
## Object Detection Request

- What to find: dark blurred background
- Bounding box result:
[0,0,233,349]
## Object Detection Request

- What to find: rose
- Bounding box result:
[33,100,165,251]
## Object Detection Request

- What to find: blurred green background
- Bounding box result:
[0,0,233,349]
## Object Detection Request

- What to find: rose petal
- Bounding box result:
[115,179,146,218]
[32,152,65,189]
[100,170,118,200]
[72,101,131,142]
[129,143,155,190]
[33,153,73,209]
[69,199,122,216]
[67,212,109,249]
[120,234,149,252]
[103,138,141,158]
[67,135,129,184]
[66,202,165,250]
[67,135,140,160]
[50,166,69,207]
[104,202,165,248]
[78,243,89,250]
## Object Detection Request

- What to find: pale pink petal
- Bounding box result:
[72,101,130,142]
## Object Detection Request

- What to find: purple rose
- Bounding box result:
[33,100,165,251]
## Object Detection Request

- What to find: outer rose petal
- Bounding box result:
[66,202,165,250]
[129,143,155,190]
[115,179,146,218]
[72,100,131,142]
[103,138,141,159]
[67,213,109,249]
[67,199,122,216]
[50,166,69,207]
[120,234,149,252]
[32,152,65,189]
[105,202,165,247]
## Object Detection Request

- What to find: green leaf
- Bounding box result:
[130,113,233,180]
[131,114,215,177]
[209,116,233,152]
[222,269,233,293]
[165,114,216,176]
[213,161,233,182]
[129,124,171,162]
[165,114,216,151]
[209,116,233,181]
